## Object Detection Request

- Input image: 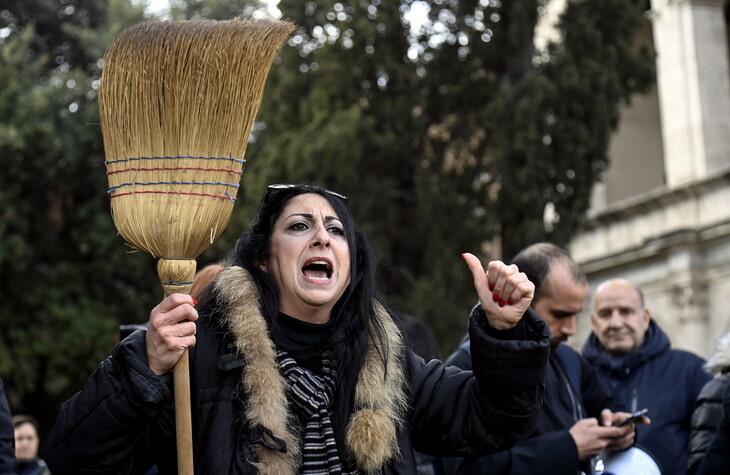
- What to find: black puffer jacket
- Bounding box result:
[46,268,550,474]
[696,383,730,475]
[688,330,730,474]
[688,374,730,474]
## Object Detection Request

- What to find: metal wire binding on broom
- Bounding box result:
[158,258,197,287]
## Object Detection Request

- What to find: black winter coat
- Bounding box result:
[444,343,610,475]
[688,374,730,474]
[45,269,550,474]
[696,383,730,475]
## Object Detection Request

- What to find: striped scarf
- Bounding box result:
[277,350,360,475]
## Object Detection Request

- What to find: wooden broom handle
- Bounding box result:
[160,258,197,475]
[173,350,194,475]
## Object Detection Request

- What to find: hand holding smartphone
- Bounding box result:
[615,408,649,427]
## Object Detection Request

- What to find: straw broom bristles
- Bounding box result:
[100,19,294,290]
[98,18,295,474]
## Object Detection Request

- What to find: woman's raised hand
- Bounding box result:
[145,293,198,375]
[462,253,534,330]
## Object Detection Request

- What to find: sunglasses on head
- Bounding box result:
[265,183,349,203]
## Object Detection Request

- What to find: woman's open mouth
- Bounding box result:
[302,259,333,281]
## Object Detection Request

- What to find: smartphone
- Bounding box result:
[615,408,649,427]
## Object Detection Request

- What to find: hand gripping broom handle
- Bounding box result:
[159,258,197,475]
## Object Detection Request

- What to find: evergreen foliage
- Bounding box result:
[0,0,159,435]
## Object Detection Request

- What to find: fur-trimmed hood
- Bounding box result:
[214,266,408,474]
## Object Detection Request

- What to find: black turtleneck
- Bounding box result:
[271,312,335,374]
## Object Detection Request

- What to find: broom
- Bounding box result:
[98,18,295,474]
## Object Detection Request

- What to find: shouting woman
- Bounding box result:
[46,184,550,474]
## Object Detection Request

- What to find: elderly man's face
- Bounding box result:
[591,279,650,355]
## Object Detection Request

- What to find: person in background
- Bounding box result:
[395,314,442,362]
[45,183,550,474]
[0,379,15,475]
[695,383,730,475]
[189,262,226,302]
[583,278,711,475]
[688,331,730,474]
[12,416,49,475]
[445,242,642,475]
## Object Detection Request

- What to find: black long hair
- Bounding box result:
[229,184,390,437]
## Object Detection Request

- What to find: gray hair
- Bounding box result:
[704,331,730,375]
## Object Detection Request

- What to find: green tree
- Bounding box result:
[490,0,655,258]
[0,0,158,433]
[416,0,653,259]
[168,0,266,21]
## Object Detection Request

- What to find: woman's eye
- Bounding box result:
[328,225,344,236]
[289,222,309,231]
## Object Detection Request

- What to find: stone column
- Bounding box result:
[648,0,730,186]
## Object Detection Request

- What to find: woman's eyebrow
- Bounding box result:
[284,212,313,220]
[283,212,341,223]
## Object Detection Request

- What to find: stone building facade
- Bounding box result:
[567,0,730,357]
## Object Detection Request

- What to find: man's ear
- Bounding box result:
[642,308,651,330]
